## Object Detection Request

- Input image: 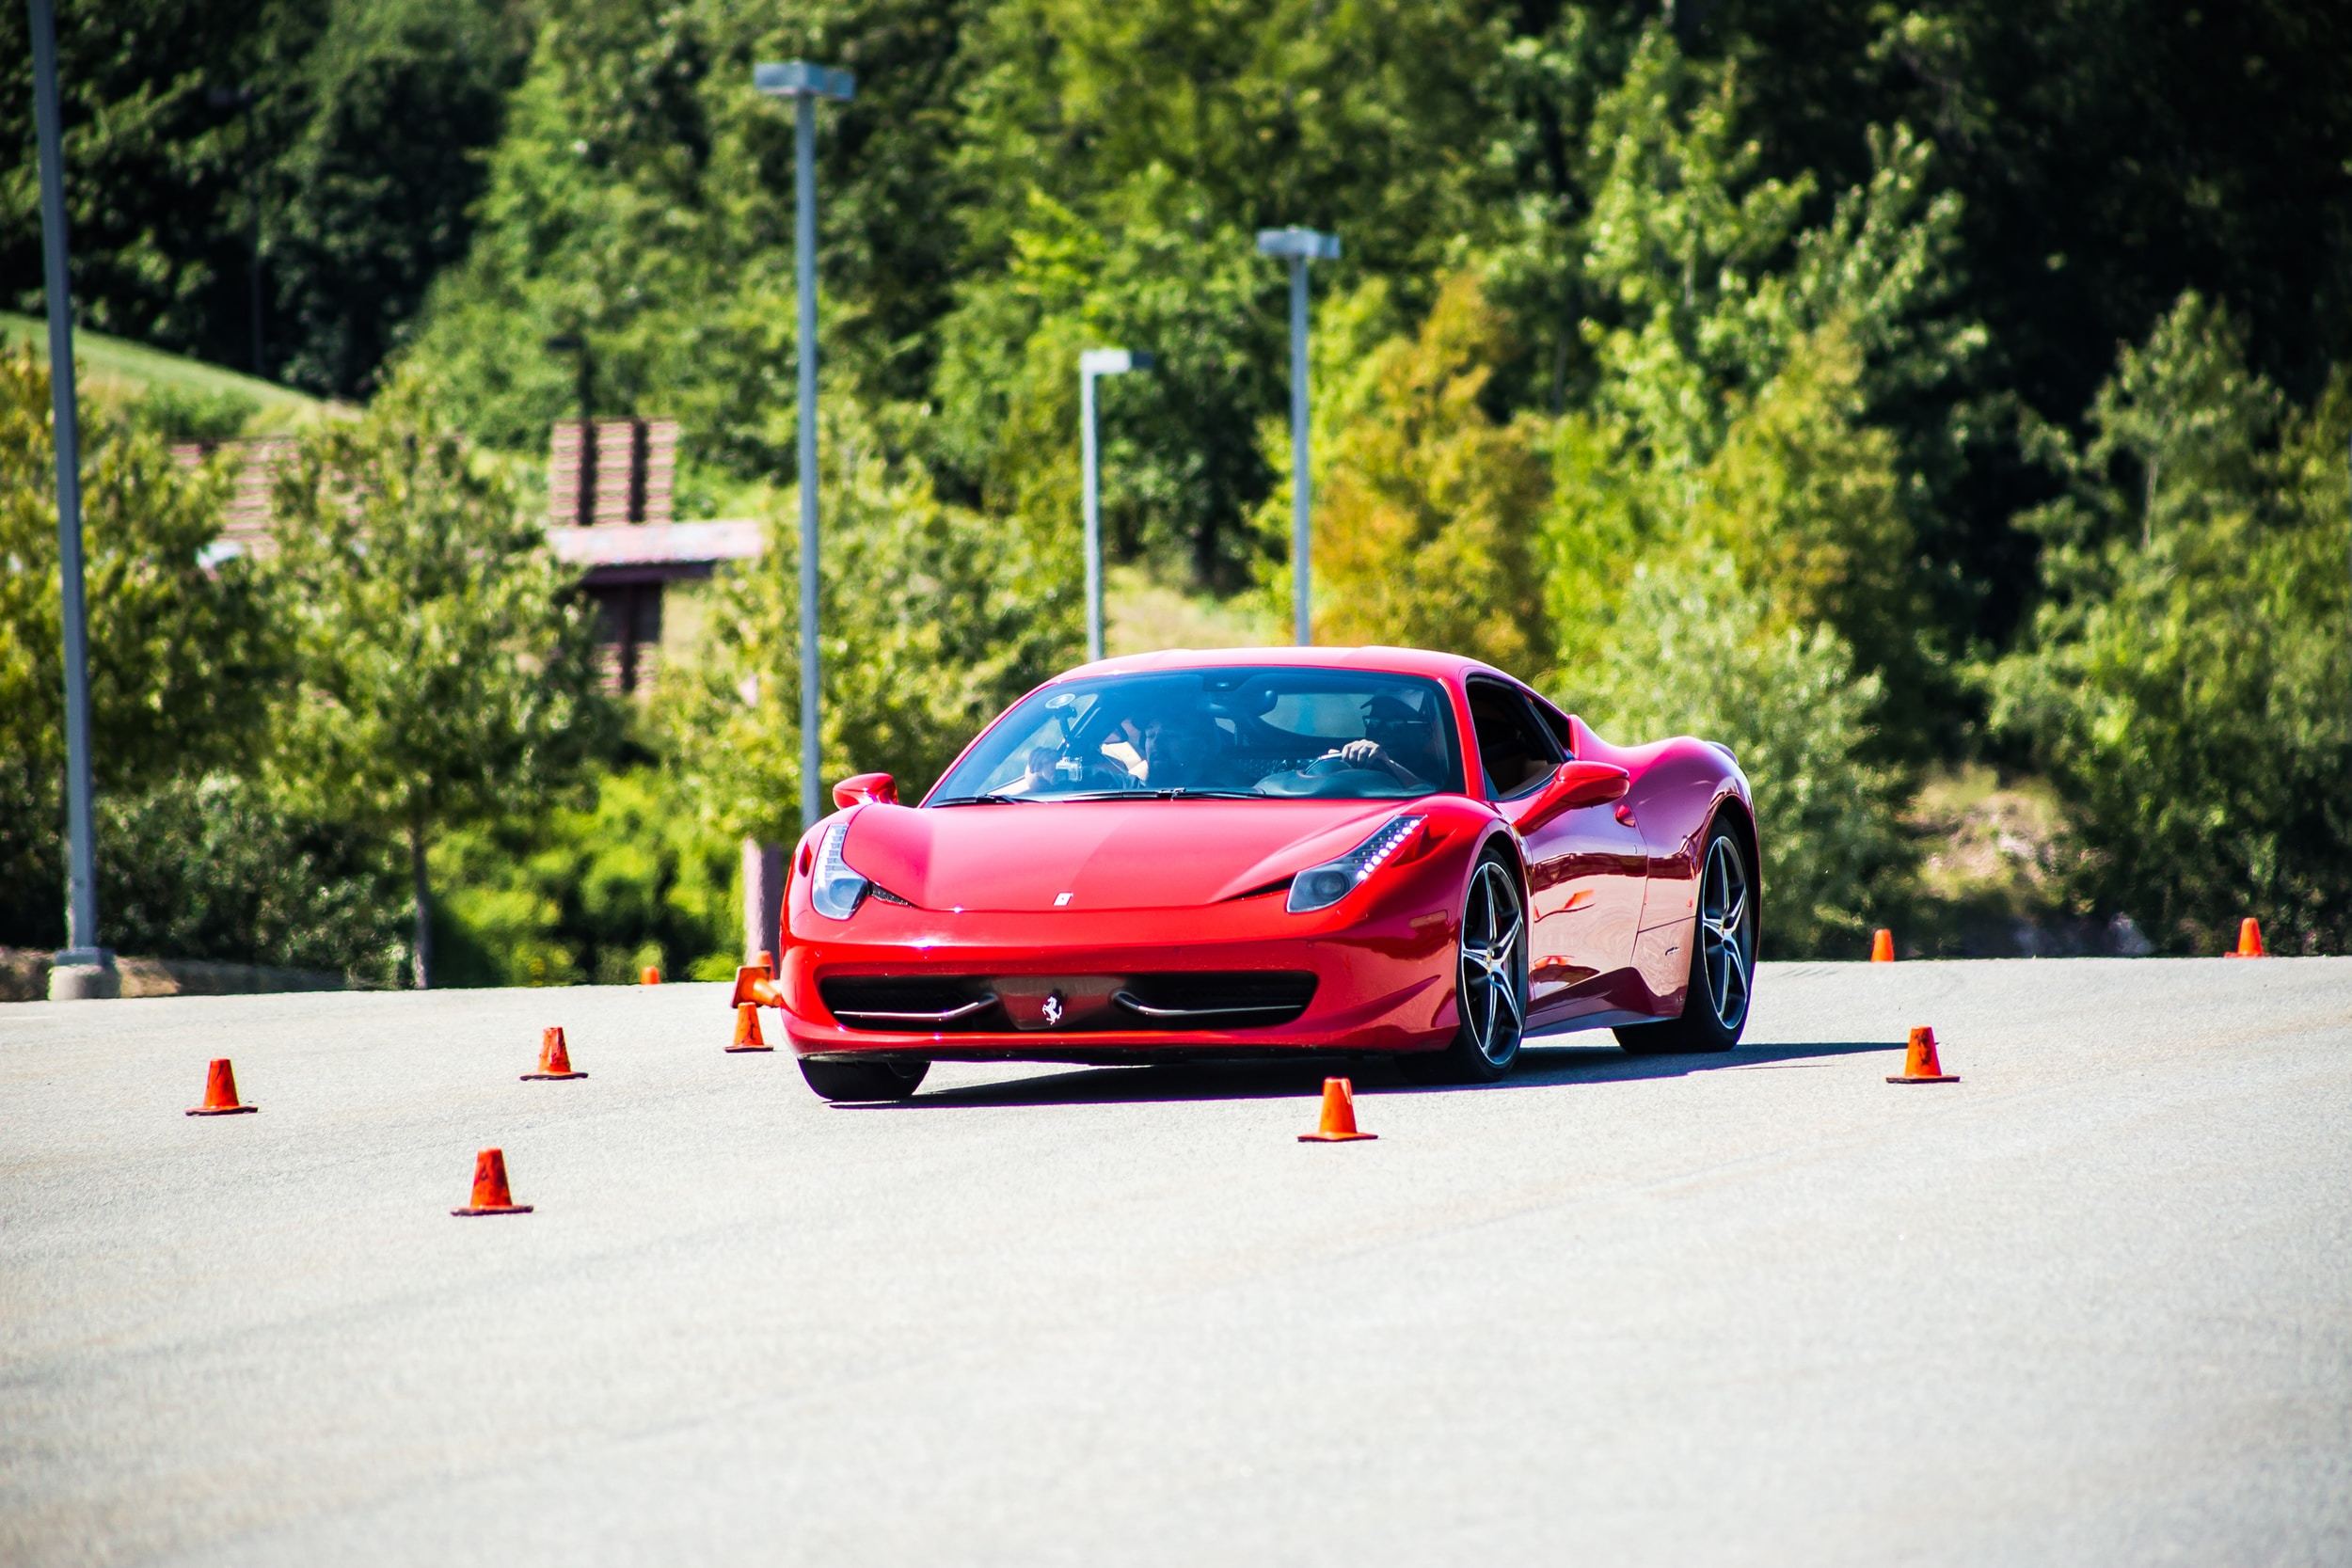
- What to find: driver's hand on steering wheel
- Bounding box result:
[1084,753,1136,787]
[1334,739,1388,768]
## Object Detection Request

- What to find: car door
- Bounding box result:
[1469,679,1647,1020]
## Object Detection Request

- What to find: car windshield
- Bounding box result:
[930,667,1465,803]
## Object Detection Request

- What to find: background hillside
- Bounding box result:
[4,0,2347,979]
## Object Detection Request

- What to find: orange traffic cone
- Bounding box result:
[185,1057,258,1117]
[755,949,775,973]
[452,1148,532,1216]
[730,963,780,1008]
[2231,917,2265,958]
[1298,1076,1377,1142]
[725,1003,772,1053]
[640,963,662,985]
[521,1025,586,1081]
[1887,1025,1959,1085]
[1870,928,1896,963]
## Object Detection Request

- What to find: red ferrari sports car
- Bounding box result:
[771,647,1757,1101]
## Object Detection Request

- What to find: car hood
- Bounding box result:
[840,799,1416,911]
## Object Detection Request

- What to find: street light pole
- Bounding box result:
[1079,349,1153,662]
[27,0,114,999]
[754,59,854,837]
[1256,228,1340,645]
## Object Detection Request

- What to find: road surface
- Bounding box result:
[3,958,2347,1565]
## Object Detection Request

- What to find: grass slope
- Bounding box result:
[0,311,331,430]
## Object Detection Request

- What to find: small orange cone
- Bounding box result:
[452,1148,532,1216]
[1870,928,1896,963]
[185,1057,258,1117]
[640,963,662,985]
[1887,1025,1959,1085]
[725,1003,773,1053]
[521,1025,586,1081]
[755,949,775,973]
[2230,917,2265,958]
[1297,1076,1376,1142]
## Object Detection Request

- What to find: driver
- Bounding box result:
[1322,693,1444,790]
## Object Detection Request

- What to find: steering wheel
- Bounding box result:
[1075,750,1138,789]
[1254,752,1369,799]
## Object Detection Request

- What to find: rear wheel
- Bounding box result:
[1614,822,1754,1054]
[1401,852,1528,1084]
[798,1057,930,1102]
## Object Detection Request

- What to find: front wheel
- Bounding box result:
[1614,822,1755,1054]
[1401,852,1528,1084]
[798,1056,930,1102]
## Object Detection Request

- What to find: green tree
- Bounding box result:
[265,0,532,396]
[1571,559,1916,957]
[1270,271,1550,670]
[664,420,1079,844]
[1989,295,2352,952]
[0,348,277,790]
[430,766,739,988]
[930,180,1288,588]
[0,347,281,945]
[264,387,616,986]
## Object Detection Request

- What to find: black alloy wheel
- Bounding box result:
[1403,851,1528,1084]
[1615,820,1755,1054]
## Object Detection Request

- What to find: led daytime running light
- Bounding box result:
[1287,815,1424,913]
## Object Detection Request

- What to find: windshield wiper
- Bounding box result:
[930,790,1042,806]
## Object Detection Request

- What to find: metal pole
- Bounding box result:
[794,92,821,836]
[29,0,108,992]
[1289,257,1311,645]
[1082,367,1102,662]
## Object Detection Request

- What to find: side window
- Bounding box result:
[1467,681,1563,799]
[1528,694,1574,756]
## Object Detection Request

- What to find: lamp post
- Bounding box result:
[753,59,854,838]
[1255,226,1340,646]
[28,0,113,1000]
[1079,349,1153,662]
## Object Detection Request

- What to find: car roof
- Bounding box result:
[1057,645,1509,686]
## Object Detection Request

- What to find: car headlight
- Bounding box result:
[809,819,869,919]
[1286,815,1425,914]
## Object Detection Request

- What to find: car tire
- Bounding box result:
[1614,820,1755,1054]
[798,1056,930,1102]
[1400,848,1529,1085]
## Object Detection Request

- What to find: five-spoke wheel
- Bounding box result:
[1615,818,1756,1054]
[1404,850,1529,1083]
[1695,832,1752,1034]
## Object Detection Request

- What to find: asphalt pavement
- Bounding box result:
[2,958,2347,1566]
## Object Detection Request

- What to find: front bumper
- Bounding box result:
[776,859,1465,1063]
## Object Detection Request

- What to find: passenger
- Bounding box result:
[1139,710,1253,790]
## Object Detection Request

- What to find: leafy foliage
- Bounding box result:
[1573,562,1916,957]
[264,385,617,983]
[1989,298,2352,953]
[431,767,739,988]
[0,0,527,398]
[1279,272,1549,670]
[662,417,1079,845]
[0,347,278,793]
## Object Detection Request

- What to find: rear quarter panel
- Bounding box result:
[1569,718,1754,1007]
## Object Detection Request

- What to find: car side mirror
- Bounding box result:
[832,771,898,809]
[1518,760,1629,834]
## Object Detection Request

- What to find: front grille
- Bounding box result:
[817,972,1317,1034]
